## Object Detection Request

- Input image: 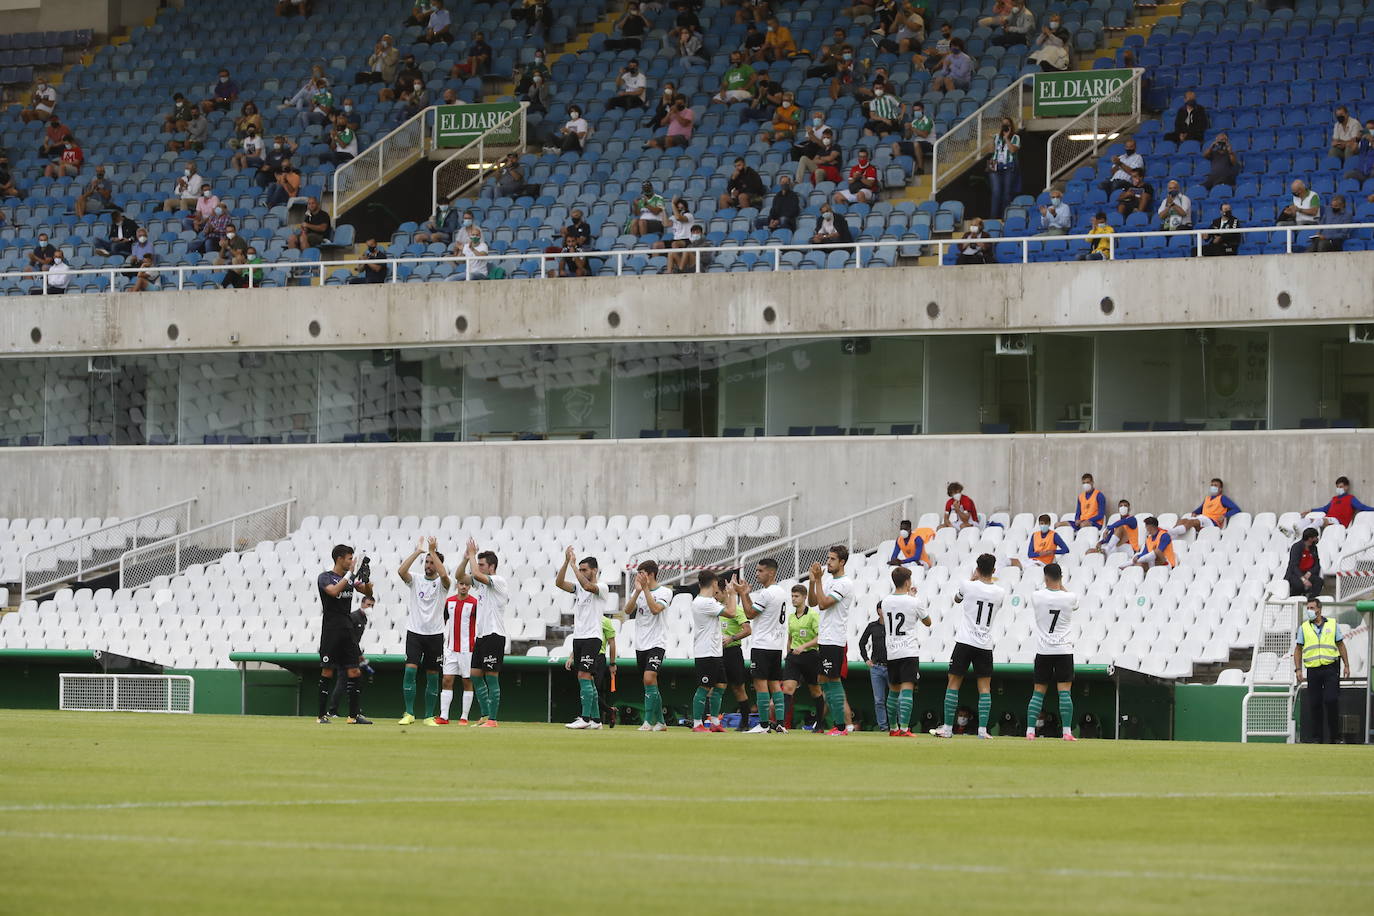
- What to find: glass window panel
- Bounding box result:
[461,345,546,441]
[45,357,115,445]
[543,343,612,440]
[182,352,321,444]
[0,359,48,446]
[397,348,464,441]
[764,337,924,435]
[318,351,395,443]
[114,354,181,444]
[701,340,768,436]
[1035,334,1094,431]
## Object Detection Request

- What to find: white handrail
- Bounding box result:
[331,105,434,215]
[1044,68,1145,189]
[930,74,1034,198]
[117,498,295,589]
[431,104,528,219]
[621,493,799,588]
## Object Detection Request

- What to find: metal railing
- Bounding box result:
[736,494,913,587]
[1336,542,1374,603]
[117,498,294,590]
[930,74,1034,198]
[1045,68,1144,189]
[20,498,196,602]
[431,104,528,219]
[332,106,434,217]
[622,494,799,590]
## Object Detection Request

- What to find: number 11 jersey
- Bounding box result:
[954,578,1006,650]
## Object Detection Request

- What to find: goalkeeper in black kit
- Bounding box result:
[317,544,375,724]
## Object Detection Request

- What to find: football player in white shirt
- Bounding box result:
[556,547,608,730]
[738,557,790,733]
[882,566,932,737]
[690,571,739,732]
[933,553,1005,739]
[808,545,855,736]
[1026,562,1079,741]
[397,536,451,726]
[456,538,510,728]
[623,560,674,731]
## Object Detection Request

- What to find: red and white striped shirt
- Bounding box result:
[444,594,479,654]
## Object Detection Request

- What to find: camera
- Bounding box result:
[354,555,372,585]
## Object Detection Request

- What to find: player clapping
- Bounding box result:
[881,566,932,737]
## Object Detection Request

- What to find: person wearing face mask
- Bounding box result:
[185,185,221,233]
[719,157,766,210]
[167,106,209,153]
[976,0,1013,28]
[29,249,71,295]
[742,64,783,122]
[1200,203,1241,257]
[756,176,800,231]
[1088,500,1139,560]
[1201,132,1239,190]
[662,197,698,274]
[28,235,57,271]
[1305,194,1351,253]
[561,210,592,249]
[1036,188,1072,235]
[1329,105,1361,160]
[762,90,801,143]
[645,82,677,130]
[20,79,58,123]
[675,22,706,61]
[810,203,852,245]
[827,48,858,102]
[805,26,849,79]
[887,520,935,568]
[1132,516,1176,569]
[164,162,203,212]
[1284,528,1325,601]
[94,208,139,258]
[645,92,694,149]
[742,21,766,63]
[458,227,491,281]
[918,21,955,72]
[405,0,435,28]
[892,102,935,173]
[557,232,591,278]
[834,148,880,204]
[191,207,234,255]
[986,118,1020,218]
[132,254,160,292]
[990,2,1035,46]
[1170,89,1208,144]
[42,136,84,179]
[863,80,906,138]
[937,482,980,531]
[384,54,422,101]
[415,205,467,245]
[1343,121,1374,182]
[791,110,830,166]
[419,0,453,44]
[556,106,589,152]
[1298,477,1374,533]
[256,137,297,189]
[516,0,554,41]
[1294,598,1350,744]
[712,52,757,105]
[761,15,796,61]
[231,126,266,171]
[1028,14,1070,71]
[606,2,651,51]
[356,34,399,86]
[300,79,337,132]
[200,69,240,116]
[1171,477,1240,538]
[268,158,302,207]
[1009,514,1069,569]
[400,78,430,121]
[330,114,360,165]
[38,115,73,158]
[348,238,389,284]
[608,58,648,110]
[1099,138,1145,194]
[631,181,667,236]
[956,215,992,263]
[128,229,155,268]
[75,165,114,219]
[1057,473,1106,532]
[161,93,196,135]
[1155,179,1191,231]
[514,51,551,96]
[805,129,844,185]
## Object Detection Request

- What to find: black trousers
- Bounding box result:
[1285,573,1323,600]
[1301,662,1341,744]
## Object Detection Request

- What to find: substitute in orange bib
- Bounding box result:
[1011,514,1069,569]
[1057,472,1106,532]
[1171,477,1240,537]
[1133,516,1177,568]
[887,519,935,567]
[1088,499,1139,560]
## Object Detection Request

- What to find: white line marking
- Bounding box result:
[0,830,426,855]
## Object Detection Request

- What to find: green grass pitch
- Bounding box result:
[1,710,1371,914]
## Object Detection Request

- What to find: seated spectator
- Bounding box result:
[761,16,796,61]
[514,51,551,95]
[605,2,651,51]
[339,99,361,130]
[1099,138,1144,194]
[232,125,265,171]
[1201,133,1238,190]
[28,250,70,294]
[419,0,453,43]
[719,157,766,210]
[1278,179,1321,225]
[1284,529,1323,600]
[458,227,490,281]
[191,207,233,255]
[755,176,800,230]
[75,165,114,218]
[220,249,249,288]
[1171,477,1240,537]
[863,82,905,137]
[415,205,468,245]
[348,239,389,284]
[28,233,56,271]
[742,22,766,63]
[235,101,263,139]
[644,83,678,130]
[976,0,1013,28]
[878,10,927,56]
[802,129,843,185]
[558,236,590,277]
[660,198,698,273]
[645,95,695,150]
[128,228,155,267]
[132,254,160,292]
[521,73,552,115]
[162,163,204,212]
[280,63,328,110]
[990,2,1035,47]
[288,197,332,250]
[168,108,209,153]
[161,93,197,133]
[256,137,298,189]
[38,116,72,158]
[1306,195,1350,253]
[761,89,801,142]
[514,0,553,40]
[828,52,859,103]
[19,79,58,124]
[631,181,667,236]
[355,34,398,85]
[94,209,139,258]
[405,0,435,27]
[931,38,973,92]
[712,52,756,105]
[1077,211,1113,261]
[676,23,706,60]
[556,105,589,152]
[449,33,492,78]
[955,217,992,264]
[892,101,934,173]
[495,153,538,199]
[399,80,429,121]
[1344,119,1374,182]
[1171,90,1207,144]
[1156,179,1192,230]
[183,184,220,232]
[1036,188,1071,235]
[790,110,830,165]
[0,155,15,199]
[385,54,423,101]
[1133,517,1176,569]
[805,28,850,79]
[215,225,250,268]
[1009,514,1070,569]
[607,59,648,110]
[741,66,782,122]
[329,115,359,165]
[916,21,954,72]
[834,148,880,205]
[562,210,593,249]
[43,137,83,179]
[1115,172,1154,219]
[1028,15,1071,71]
[736,0,772,26]
[1201,203,1240,257]
[1329,106,1361,161]
[201,69,240,115]
[811,203,852,245]
[299,79,336,132]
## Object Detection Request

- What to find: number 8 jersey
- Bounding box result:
[1031,587,1079,655]
[954,578,1006,650]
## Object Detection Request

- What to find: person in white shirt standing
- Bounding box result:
[624,560,674,732]
[1026,562,1079,741]
[397,537,451,726]
[808,545,854,736]
[933,553,1005,739]
[882,566,932,737]
[459,227,490,281]
[738,558,790,733]
[690,571,739,732]
[457,538,510,727]
[557,547,609,730]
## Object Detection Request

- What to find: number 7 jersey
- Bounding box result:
[954,578,1006,650]
[1031,587,1079,655]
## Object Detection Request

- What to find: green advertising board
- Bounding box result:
[1033,68,1134,118]
[435,102,523,148]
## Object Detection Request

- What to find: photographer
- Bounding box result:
[987,117,1019,219]
[316,544,374,724]
[1201,133,1239,190]
[326,595,375,719]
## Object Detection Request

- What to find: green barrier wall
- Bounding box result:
[1173,684,1246,742]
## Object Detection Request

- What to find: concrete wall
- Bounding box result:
[5,254,1372,358]
[4,430,1368,529]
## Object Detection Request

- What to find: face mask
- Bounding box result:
[1337,114,1347,123]
[813,117,823,127]
[874,89,884,97]
[1304,607,1317,622]
[65,143,73,149]
[1082,483,1092,492]
[215,207,225,216]
[39,239,48,246]
[226,231,236,239]
[533,75,543,84]
[203,189,212,196]
[414,84,423,91]
[914,109,924,118]
[273,143,282,150]
[1208,486,1219,496]
[1337,486,1348,495]
[462,218,473,227]
[822,138,832,146]
[1052,197,1062,205]
[691,233,702,242]
[137,235,147,242]
[469,235,480,243]
[536,56,544,63]
[570,111,580,119]
[220,76,229,83]
[54,255,63,262]
[343,104,353,112]
[1049,19,1060,27]
[1119,506,1130,515]
[899,527,911,535]
[1038,524,1051,534]
[842,52,853,61]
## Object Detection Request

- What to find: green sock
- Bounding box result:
[473,677,490,717]
[1026,691,1045,732]
[943,688,958,727]
[1058,692,1074,734]
[425,672,440,718]
[645,685,661,725]
[757,689,773,723]
[485,674,501,720]
[825,682,847,729]
[977,693,991,731]
[579,678,598,719]
[708,688,723,718]
[898,688,914,729]
[692,687,708,721]
[885,690,899,729]
[402,666,417,715]
[772,691,785,724]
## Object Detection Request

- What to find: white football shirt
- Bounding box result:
[633,585,674,650]
[570,580,604,639]
[882,592,929,660]
[691,595,727,658]
[471,574,509,638]
[747,583,789,651]
[407,574,447,636]
[1031,587,1078,655]
[954,578,1005,650]
[817,574,853,647]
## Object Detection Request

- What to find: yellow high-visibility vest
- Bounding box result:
[1300,618,1340,668]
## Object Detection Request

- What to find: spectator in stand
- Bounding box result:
[990,2,1035,47]
[219,247,250,289]
[28,233,56,271]
[1344,118,1374,182]
[762,89,801,142]
[811,203,852,245]
[742,22,766,63]
[20,79,58,124]
[415,205,466,245]
[1036,187,1072,235]
[1278,178,1321,225]
[235,101,263,140]
[1077,211,1114,260]
[129,228,155,267]
[1171,477,1240,537]
[1305,195,1350,253]
[266,159,302,207]
[1329,106,1361,161]
[1100,138,1144,194]
[1284,529,1324,600]
[1157,179,1192,230]
[288,197,332,250]
[892,100,934,173]
[217,223,250,261]
[755,176,800,231]
[168,107,209,153]
[256,136,298,189]
[356,34,399,85]
[419,0,453,44]
[562,209,592,248]
[1296,476,1374,533]
[0,155,16,199]
[761,16,796,61]
[29,250,70,295]
[439,88,464,107]
[976,0,1013,28]
[132,254,160,292]
[514,51,551,95]
[736,0,772,25]
[38,116,72,158]
[805,28,849,79]
[184,183,220,231]
[938,481,979,530]
[519,0,554,41]
[399,79,429,121]
[877,9,927,56]
[74,165,114,218]
[987,117,1019,218]
[405,0,435,27]
[161,93,197,133]
[201,68,240,115]
[329,114,359,166]
[280,63,327,110]
[631,181,667,236]
[458,227,490,281]
[1201,132,1239,190]
[522,72,552,115]
[713,51,757,105]
[1170,90,1208,143]
[801,129,843,185]
[449,34,492,78]
[864,81,905,138]
[495,153,538,199]
[719,157,766,210]
[43,137,83,179]
[741,66,782,123]
[556,105,589,152]
[828,52,859,102]
[385,54,423,101]
[348,239,389,284]
[916,21,954,72]
[676,22,707,60]
[932,38,973,93]
[661,197,699,273]
[299,79,336,132]
[834,148,880,205]
[956,217,993,264]
[644,83,678,130]
[1200,202,1240,257]
[608,59,648,110]
[94,209,138,258]
[232,125,265,171]
[558,235,591,278]
[790,109,830,164]
[190,204,232,255]
[1115,172,1154,220]
[162,162,204,212]
[605,2,651,52]
[645,94,695,150]
[1028,14,1071,71]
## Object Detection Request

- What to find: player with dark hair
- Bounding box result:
[397,536,451,726]
[808,544,853,736]
[882,565,932,736]
[690,571,738,732]
[780,583,823,732]
[326,595,374,719]
[557,546,607,729]
[437,578,477,724]
[456,538,509,727]
[316,543,374,724]
[933,552,1004,739]
[624,559,673,731]
[720,579,754,730]
[1026,562,1079,740]
[739,557,789,733]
